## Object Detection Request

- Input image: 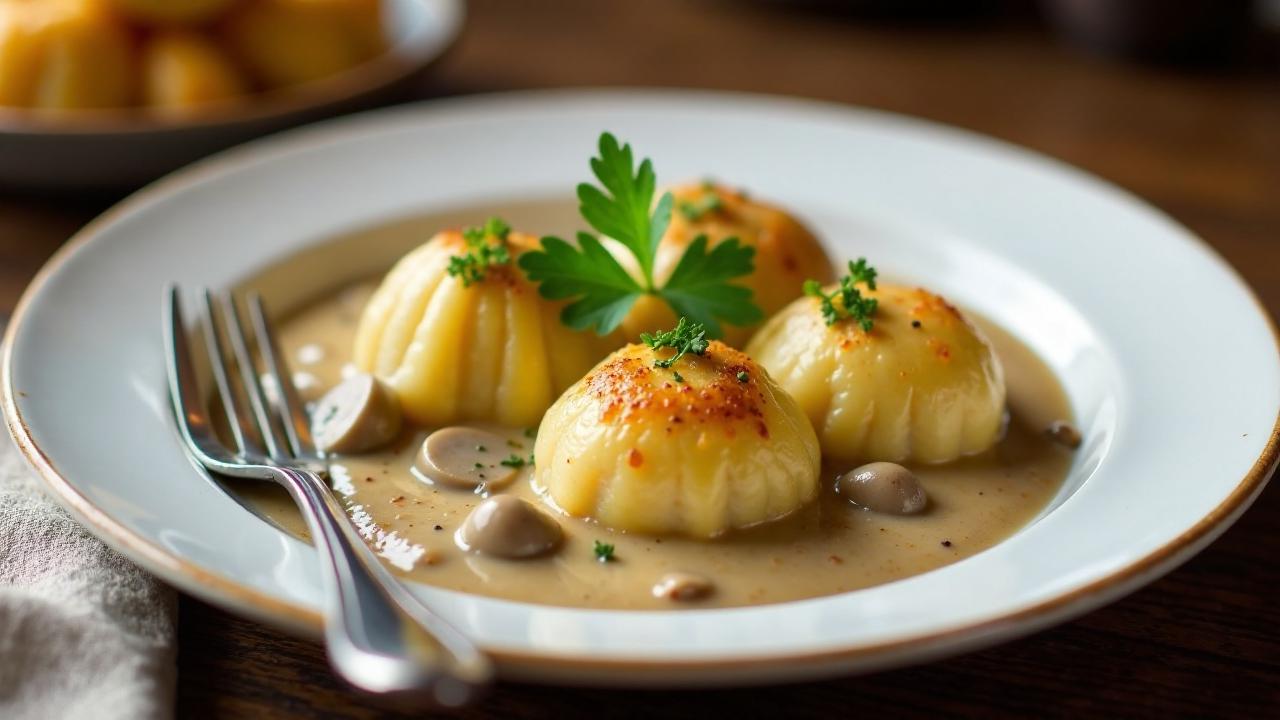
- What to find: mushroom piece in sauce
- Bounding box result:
[652,572,714,602]
[312,373,402,454]
[837,462,928,515]
[413,427,521,490]
[1045,420,1083,449]
[454,495,563,559]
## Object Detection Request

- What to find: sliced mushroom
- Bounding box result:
[1045,420,1083,449]
[837,462,928,515]
[454,495,562,559]
[413,427,521,490]
[652,572,714,602]
[312,373,401,454]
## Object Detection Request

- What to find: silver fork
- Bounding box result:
[164,286,492,706]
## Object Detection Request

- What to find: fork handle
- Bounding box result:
[275,466,492,705]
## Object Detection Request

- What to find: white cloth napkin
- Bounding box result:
[0,436,176,720]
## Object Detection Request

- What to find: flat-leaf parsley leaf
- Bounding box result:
[518,133,762,337]
[513,233,643,332]
[661,235,761,334]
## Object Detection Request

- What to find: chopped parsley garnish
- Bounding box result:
[473,462,484,469]
[672,370,684,383]
[523,427,537,439]
[517,133,762,337]
[641,317,708,369]
[803,258,879,331]
[847,257,878,289]
[593,540,615,563]
[499,454,533,469]
[475,444,487,452]
[447,216,512,287]
[678,191,722,221]
[736,370,749,383]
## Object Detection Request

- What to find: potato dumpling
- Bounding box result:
[617,182,836,347]
[223,0,384,90]
[0,0,134,110]
[746,283,1006,465]
[141,31,246,111]
[533,341,821,538]
[353,229,622,428]
[104,0,237,26]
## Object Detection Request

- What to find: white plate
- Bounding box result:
[4,90,1278,686]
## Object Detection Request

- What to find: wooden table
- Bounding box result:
[3,1,1278,717]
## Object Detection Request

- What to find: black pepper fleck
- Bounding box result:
[941,540,953,547]
[433,525,443,531]
[911,320,922,328]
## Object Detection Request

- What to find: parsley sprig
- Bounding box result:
[447,217,512,287]
[803,258,879,331]
[518,133,762,337]
[640,317,709,369]
[678,190,722,221]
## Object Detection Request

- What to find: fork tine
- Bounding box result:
[166,286,240,470]
[219,292,288,461]
[166,287,212,438]
[248,292,318,459]
[202,290,267,458]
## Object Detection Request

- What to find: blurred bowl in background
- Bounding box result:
[0,0,463,191]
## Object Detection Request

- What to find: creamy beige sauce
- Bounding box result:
[230,281,1075,610]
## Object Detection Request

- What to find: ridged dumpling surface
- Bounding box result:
[617,183,835,346]
[746,283,1006,465]
[353,230,622,427]
[533,341,821,538]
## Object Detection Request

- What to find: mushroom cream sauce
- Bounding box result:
[228,200,1075,610]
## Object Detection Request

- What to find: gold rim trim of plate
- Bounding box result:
[3,101,1278,681]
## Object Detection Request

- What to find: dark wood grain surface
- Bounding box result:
[3,1,1278,717]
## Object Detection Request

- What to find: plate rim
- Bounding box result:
[4,88,1278,682]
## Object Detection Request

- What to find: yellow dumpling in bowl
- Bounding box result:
[222,0,384,90]
[616,182,836,347]
[0,0,134,110]
[141,31,247,111]
[105,0,238,25]
[533,331,821,538]
[353,224,622,428]
[746,280,1006,465]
